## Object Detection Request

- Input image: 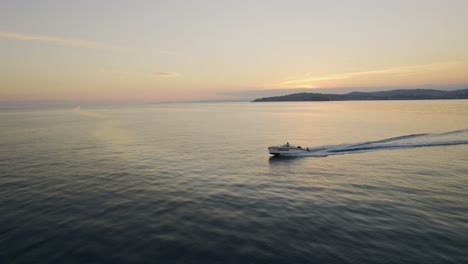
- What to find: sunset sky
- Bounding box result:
[1,0,467,102]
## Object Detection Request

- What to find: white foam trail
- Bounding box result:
[294,129,468,157]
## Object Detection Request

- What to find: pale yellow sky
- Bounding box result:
[1,1,468,102]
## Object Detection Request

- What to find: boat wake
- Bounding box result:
[293,129,468,157]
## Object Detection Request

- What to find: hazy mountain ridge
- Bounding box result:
[252,89,468,102]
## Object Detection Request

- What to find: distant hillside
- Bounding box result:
[252,89,468,102]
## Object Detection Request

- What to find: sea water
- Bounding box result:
[1,100,467,263]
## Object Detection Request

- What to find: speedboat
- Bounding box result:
[268,143,310,156]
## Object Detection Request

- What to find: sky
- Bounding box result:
[1,0,468,103]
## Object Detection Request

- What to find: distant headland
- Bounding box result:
[252,89,468,102]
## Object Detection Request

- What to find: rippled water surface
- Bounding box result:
[1,101,468,263]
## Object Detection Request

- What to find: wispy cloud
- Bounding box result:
[267,61,461,88]
[99,68,179,78]
[0,30,129,51]
[153,72,178,77]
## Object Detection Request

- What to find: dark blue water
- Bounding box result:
[1,101,468,263]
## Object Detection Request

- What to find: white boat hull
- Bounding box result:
[268,146,309,156]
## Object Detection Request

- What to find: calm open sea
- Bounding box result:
[1,101,467,264]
